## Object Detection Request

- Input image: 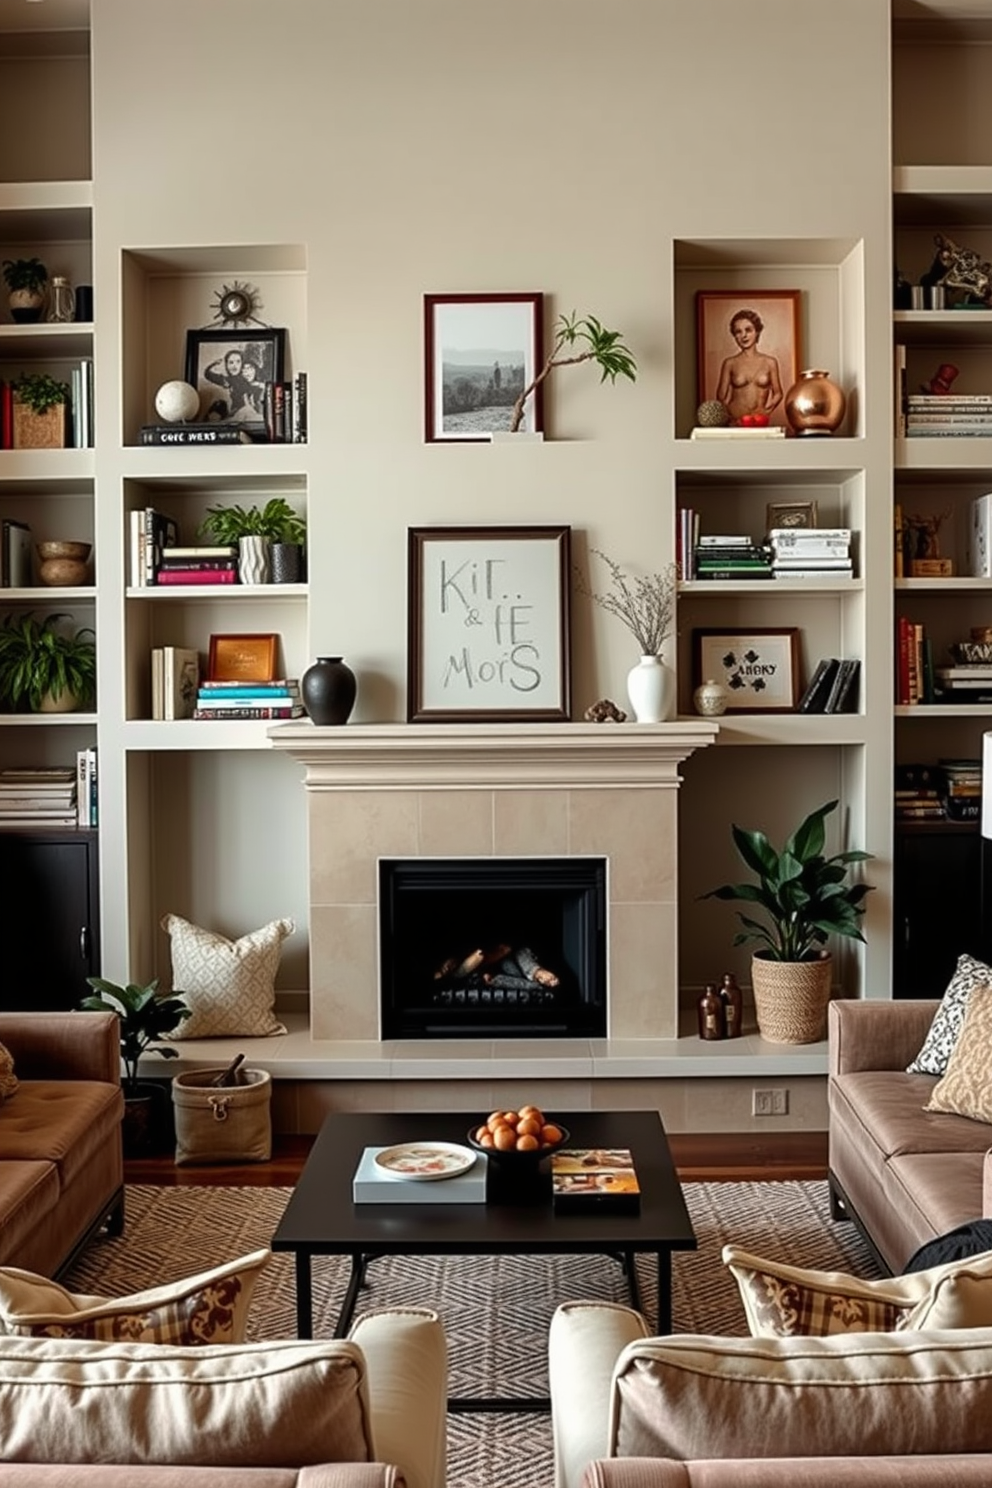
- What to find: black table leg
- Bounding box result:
[334,1252,368,1338]
[622,1249,643,1315]
[656,1250,672,1334]
[295,1253,313,1339]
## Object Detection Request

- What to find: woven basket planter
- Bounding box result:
[750,952,832,1044]
[172,1068,272,1166]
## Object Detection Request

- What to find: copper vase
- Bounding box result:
[784,369,846,437]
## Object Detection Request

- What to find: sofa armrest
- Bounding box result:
[984,1151,992,1219]
[549,1301,650,1488]
[0,1012,120,1084]
[828,999,940,1076]
[348,1307,446,1488]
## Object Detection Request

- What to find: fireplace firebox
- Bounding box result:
[378,857,607,1039]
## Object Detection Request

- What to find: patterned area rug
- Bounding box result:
[63,1181,880,1488]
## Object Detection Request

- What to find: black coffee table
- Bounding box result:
[271,1108,696,1413]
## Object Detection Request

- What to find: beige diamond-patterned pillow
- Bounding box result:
[161,914,292,1038]
[925,982,992,1123]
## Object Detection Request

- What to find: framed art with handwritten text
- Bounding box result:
[407,525,571,722]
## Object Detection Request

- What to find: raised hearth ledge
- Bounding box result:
[267,719,720,788]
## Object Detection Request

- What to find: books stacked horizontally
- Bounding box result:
[194,679,304,720]
[0,767,77,828]
[906,393,992,437]
[894,763,946,823]
[940,758,982,822]
[689,424,785,440]
[692,533,772,581]
[155,546,238,586]
[934,660,992,705]
[797,657,861,714]
[769,527,853,579]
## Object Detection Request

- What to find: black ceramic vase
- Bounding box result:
[301,656,357,725]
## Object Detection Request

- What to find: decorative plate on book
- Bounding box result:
[373,1142,477,1181]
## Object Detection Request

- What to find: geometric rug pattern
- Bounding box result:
[62,1181,882,1488]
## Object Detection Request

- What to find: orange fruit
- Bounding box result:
[479,1131,494,1148]
[541,1123,563,1146]
[517,1117,542,1138]
[493,1125,517,1151]
[516,1133,539,1152]
[502,1111,520,1126]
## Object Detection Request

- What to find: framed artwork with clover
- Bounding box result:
[693,627,801,712]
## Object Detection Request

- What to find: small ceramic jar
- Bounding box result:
[693,677,730,716]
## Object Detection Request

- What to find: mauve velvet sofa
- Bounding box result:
[0,1012,124,1276]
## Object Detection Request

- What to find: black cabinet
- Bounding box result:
[0,830,100,1011]
[892,822,983,998]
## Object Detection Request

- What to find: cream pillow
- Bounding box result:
[0,1249,271,1344]
[723,1243,992,1334]
[0,1042,16,1101]
[161,913,292,1037]
[925,982,992,1122]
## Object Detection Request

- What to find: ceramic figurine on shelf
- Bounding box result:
[920,361,959,396]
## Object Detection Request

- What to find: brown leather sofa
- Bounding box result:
[828,998,992,1273]
[0,1011,124,1277]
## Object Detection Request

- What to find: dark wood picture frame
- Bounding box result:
[693,626,801,712]
[407,524,571,722]
[208,632,279,682]
[184,327,287,427]
[695,290,801,430]
[423,292,544,443]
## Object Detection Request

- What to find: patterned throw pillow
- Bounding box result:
[906,952,992,1075]
[925,983,992,1123]
[0,1042,17,1101]
[161,913,293,1038]
[0,1249,270,1344]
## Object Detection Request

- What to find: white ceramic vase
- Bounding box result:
[626,654,674,723]
[238,535,271,585]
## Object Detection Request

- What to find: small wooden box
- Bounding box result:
[910,557,954,577]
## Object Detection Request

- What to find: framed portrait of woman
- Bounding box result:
[696,290,800,430]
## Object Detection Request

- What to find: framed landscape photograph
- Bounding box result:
[693,627,801,712]
[184,328,286,426]
[696,290,800,430]
[424,292,543,442]
[407,524,571,721]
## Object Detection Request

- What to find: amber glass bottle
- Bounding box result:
[720,973,744,1039]
[697,983,725,1041]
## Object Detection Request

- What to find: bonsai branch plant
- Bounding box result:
[79,976,191,1156]
[703,798,873,1045]
[509,311,637,434]
[2,257,48,323]
[0,611,96,713]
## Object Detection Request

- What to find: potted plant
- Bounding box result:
[198,496,306,585]
[703,799,873,1045]
[2,257,48,323]
[11,371,71,449]
[0,611,96,713]
[508,310,637,434]
[79,976,191,1156]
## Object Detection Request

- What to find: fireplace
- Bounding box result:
[378,857,607,1038]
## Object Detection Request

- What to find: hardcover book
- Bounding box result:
[551,1149,641,1213]
[163,646,201,721]
[140,423,265,445]
[1,519,32,588]
[798,658,840,713]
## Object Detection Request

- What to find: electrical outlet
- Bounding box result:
[771,1088,789,1115]
[752,1087,789,1116]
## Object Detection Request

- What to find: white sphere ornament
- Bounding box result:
[154,380,200,423]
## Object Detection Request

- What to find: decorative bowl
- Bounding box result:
[36,541,92,562]
[36,542,92,587]
[466,1122,569,1172]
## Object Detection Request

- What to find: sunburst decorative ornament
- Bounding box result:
[207,281,265,329]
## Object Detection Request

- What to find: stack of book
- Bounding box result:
[906,393,992,438]
[151,646,201,720]
[155,546,238,586]
[128,507,179,586]
[768,527,853,579]
[689,424,785,441]
[692,534,772,580]
[676,507,701,580]
[798,657,861,713]
[193,679,304,720]
[75,748,98,827]
[894,764,946,823]
[940,758,982,821]
[934,661,992,704]
[896,616,934,705]
[0,767,77,828]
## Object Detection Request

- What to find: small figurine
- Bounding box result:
[921,233,992,305]
[584,698,627,723]
[921,361,960,396]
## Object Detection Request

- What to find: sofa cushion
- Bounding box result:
[161,913,291,1038]
[925,983,992,1123]
[0,1043,17,1102]
[907,953,992,1075]
[609,1330,992,1462]
[0,1249,270,1345]
[0,1335,375,1468]
[0,1082,124,1187]
[0,1163,59,1262]
[830,1070,992,1157]
[580,1459,992,1487]
[882,1151,992,1264]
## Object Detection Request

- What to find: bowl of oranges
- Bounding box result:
[467,1105,568,1172]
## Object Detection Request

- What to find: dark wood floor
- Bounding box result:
[125,1131,829,1187]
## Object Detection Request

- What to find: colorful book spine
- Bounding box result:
[155,569,238,585]
[193,705,304,720]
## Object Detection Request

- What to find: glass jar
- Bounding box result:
[46,276,74,324]
[697,984,725,1041]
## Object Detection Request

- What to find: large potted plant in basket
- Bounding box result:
[702,799,873,1044]
[79,976,190,1155]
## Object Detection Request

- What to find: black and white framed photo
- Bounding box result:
[407,524,571,722]
[423,293,543,442]
[693,627,801,712]
[184,327,286,426]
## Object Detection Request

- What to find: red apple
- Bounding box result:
[752,412,769,426]
[738,415,755,427]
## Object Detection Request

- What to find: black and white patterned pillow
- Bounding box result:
[906,953,992,1075]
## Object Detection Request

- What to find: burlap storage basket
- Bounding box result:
[172,1068,272,1165]
[751,953,832,1045]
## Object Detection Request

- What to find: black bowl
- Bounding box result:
[466,1122,570,1171]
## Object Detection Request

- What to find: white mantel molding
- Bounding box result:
[268,720,720,790]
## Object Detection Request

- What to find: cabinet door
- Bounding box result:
[0,833,99,1011]
[893,827,982,998]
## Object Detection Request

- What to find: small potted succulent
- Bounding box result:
[0,611,96,713]
[199,496,306,584]
[11,372,71,449]
[79,975,191,1156]
[2,257,48,323]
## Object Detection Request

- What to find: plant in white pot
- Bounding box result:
[199,496,304,585]
[702,799,873,1044]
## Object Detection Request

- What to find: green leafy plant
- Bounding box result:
[198,496,306,546]
[574,549,676,655]
[2,257,48,294]
[0,612,96,711]
[79,977,191,1095]
[13,372,71,414]
[509,310,637,434]
[702,799,873,962]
